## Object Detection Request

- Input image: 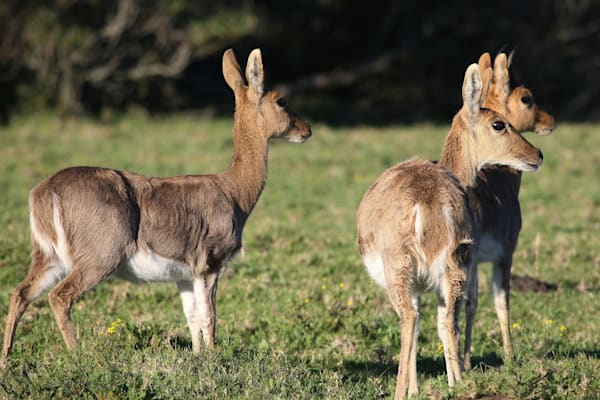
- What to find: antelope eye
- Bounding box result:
[276,98,287,107]
[492,120,506,131]
[521,95,533,105]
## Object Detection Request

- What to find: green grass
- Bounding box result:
[0,113,599,399]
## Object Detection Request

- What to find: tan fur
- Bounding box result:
[461,52,556,369]
[357,64,543,399]
[2,48,311,359]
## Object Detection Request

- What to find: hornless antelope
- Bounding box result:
[357,64,543,398]
[462,52,555,369]
[2,48,312,359]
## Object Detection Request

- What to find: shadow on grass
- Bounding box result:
[169,335,193,351]
[339,352,505,382]
[545,348,600,360]
[469,352,504,371]
[340,356,447,381]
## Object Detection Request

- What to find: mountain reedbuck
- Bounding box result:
[2,48,312,359]
[357,63,543,398]
[462,52,555,369]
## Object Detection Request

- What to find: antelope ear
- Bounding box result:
[478,52,492,71]
[245,48,264,98]
[223,49,245,93]
[481,67,492,102]
[478,53,492,101]
[462,64,482,118]
[492,53,510,100]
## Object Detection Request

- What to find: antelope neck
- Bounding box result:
[224,115,269,214]
[439,115,479,190]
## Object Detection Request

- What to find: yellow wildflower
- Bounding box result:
[545,319,553,325]
[347,299,353,306]
[339,282,346,289]
[105,317,125,335]
[512,322,520,329]
[322,284,327,290]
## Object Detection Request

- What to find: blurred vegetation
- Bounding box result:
[1,0,599,123]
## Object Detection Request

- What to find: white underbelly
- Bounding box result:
[115,249,194,283]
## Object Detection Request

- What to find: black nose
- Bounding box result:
[538,149,544,161]
[306,129,312,138]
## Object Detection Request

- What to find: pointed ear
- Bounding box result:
[245,48,264,98]
[222,49,245,93]
[462,64,482,118]
[481,67,492,101]
[478,52,492,71]
[492,53,510,100]
[478,53,492,101]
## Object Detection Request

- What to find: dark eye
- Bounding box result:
[276,98,287,107]
[521,95,533,106]
[492,121,505,131]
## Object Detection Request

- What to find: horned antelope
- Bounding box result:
[462,52,555,369]
[2,48,312,359]
[357,64,543,398]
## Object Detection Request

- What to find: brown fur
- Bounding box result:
[358,160,472,263]
[358,159,473,399]
[461,52,556,369]
[357,63,542,398]
[2,48,312,359]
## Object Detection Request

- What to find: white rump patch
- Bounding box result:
[428,246,449,295]
[430,247,449,280]
[119,248,194,283]
[362,252,387,288]
[52,194,73,274]
[413,203,452,293]
[30,209,53,256]
[413,244,449,294]
[28,194,75,294]
[37,265,69,295]
[413,205,423,241]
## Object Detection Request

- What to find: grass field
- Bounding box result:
[0,113,598,399]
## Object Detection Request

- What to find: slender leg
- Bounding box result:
[383,252,416,399]
[448,300,462,385]
[437,301,453,384]
[3,247,63,359]
[492,258,513,360]
[463,262,478,370]
[177,280,201,353]
[407,295,420,397]
[393,301,417,400]
[194,270,220,349]
[47,265,114,350]
[454,293,465,372]
[439,273,464,387]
